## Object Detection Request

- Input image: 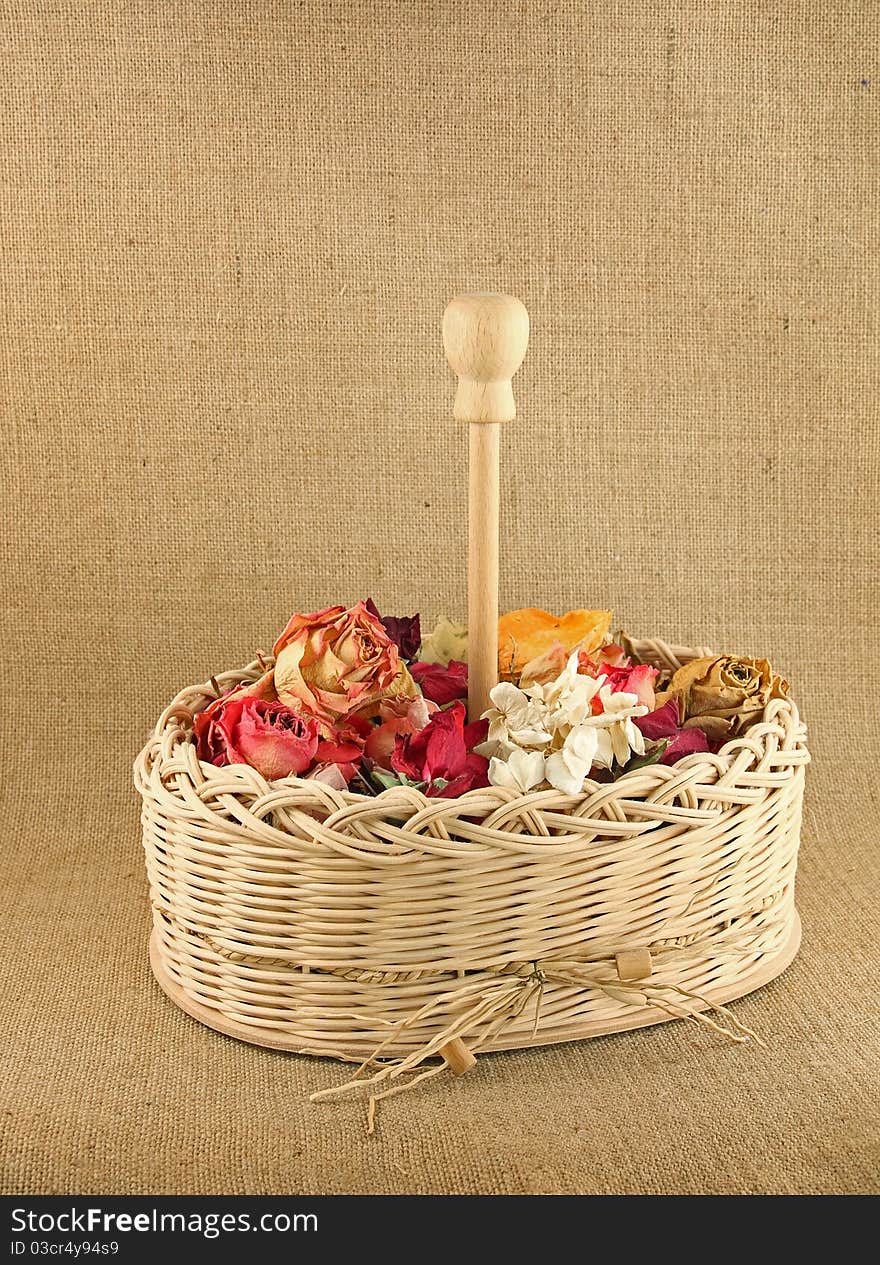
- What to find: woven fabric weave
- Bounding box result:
[1,0,878,1193]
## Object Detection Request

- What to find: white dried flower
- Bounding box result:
[527,653,603,727]
[482,680,552,751]
[544,725,600,794]
[484,653,651,795]
[592,685,648,767]
[487,748,547,793]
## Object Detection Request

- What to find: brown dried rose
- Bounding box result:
[655,654,789,742]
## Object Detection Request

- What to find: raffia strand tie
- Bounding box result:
[309,954,765,1134]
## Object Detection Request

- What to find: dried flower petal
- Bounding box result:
[410,659,468,705]
[419,616,468,666]
[390,701,489,796]
[498,608,612,680]
[364,599,421,661]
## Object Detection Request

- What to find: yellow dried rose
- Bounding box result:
[419,616,468,666]
[497,608,612,681]
[656,654,790,741]
[273,602,418,725]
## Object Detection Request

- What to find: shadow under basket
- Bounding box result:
[134,636,808,1075]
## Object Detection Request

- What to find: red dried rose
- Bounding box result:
[633,698,711,765]
[365,599,422,662]
[410,658,468,706]
[390,702,489,798]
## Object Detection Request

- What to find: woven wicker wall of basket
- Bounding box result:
[134,294,808,1124]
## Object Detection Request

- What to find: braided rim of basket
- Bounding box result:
[135,635,807,837]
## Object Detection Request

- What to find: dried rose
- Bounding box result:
[391,702,489,798]
[578,653,658,710]
[633,697,710,764]
[419,616,468,666]
[273,601,417,725]
[194,694,320,780]
[364,599,421,661]
[410,658,468,706]
[656,655,790,742]
[192,670,279,759]
[364,695,437,766]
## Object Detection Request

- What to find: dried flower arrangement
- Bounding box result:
[194,600,791,803]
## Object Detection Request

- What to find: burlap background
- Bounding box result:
[2,0,877,1195]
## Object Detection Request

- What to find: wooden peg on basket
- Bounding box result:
[439,1036,477,1076]
[442,293,530,722]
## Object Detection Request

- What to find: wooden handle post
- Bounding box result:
[442,293,530,721]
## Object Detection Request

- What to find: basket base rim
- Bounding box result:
[148,910,802,1062]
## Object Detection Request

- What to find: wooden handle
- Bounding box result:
[442,293,530,722]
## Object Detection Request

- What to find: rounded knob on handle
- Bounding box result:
[442,293,530,423]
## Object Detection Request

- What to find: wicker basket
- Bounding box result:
[136,636,806,1075]
[135,295,808,1111]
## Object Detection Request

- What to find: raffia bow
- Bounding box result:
[310,955,765,1134]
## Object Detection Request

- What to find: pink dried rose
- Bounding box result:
[314,718,368,782]
[633,698,710,765]
[273,601,418,725]
[364,695,437,766]
[194,693,320,780]
[390,702,490,798]
[306,764,350,791]
[521,641,636,688]
[191,669,280,763]
[364,599,421,661]
[578,652,658,710]
[410,658,468,706]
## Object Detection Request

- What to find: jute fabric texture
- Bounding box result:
[2,0,878,1194]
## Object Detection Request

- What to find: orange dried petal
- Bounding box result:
[497,608,612,679]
